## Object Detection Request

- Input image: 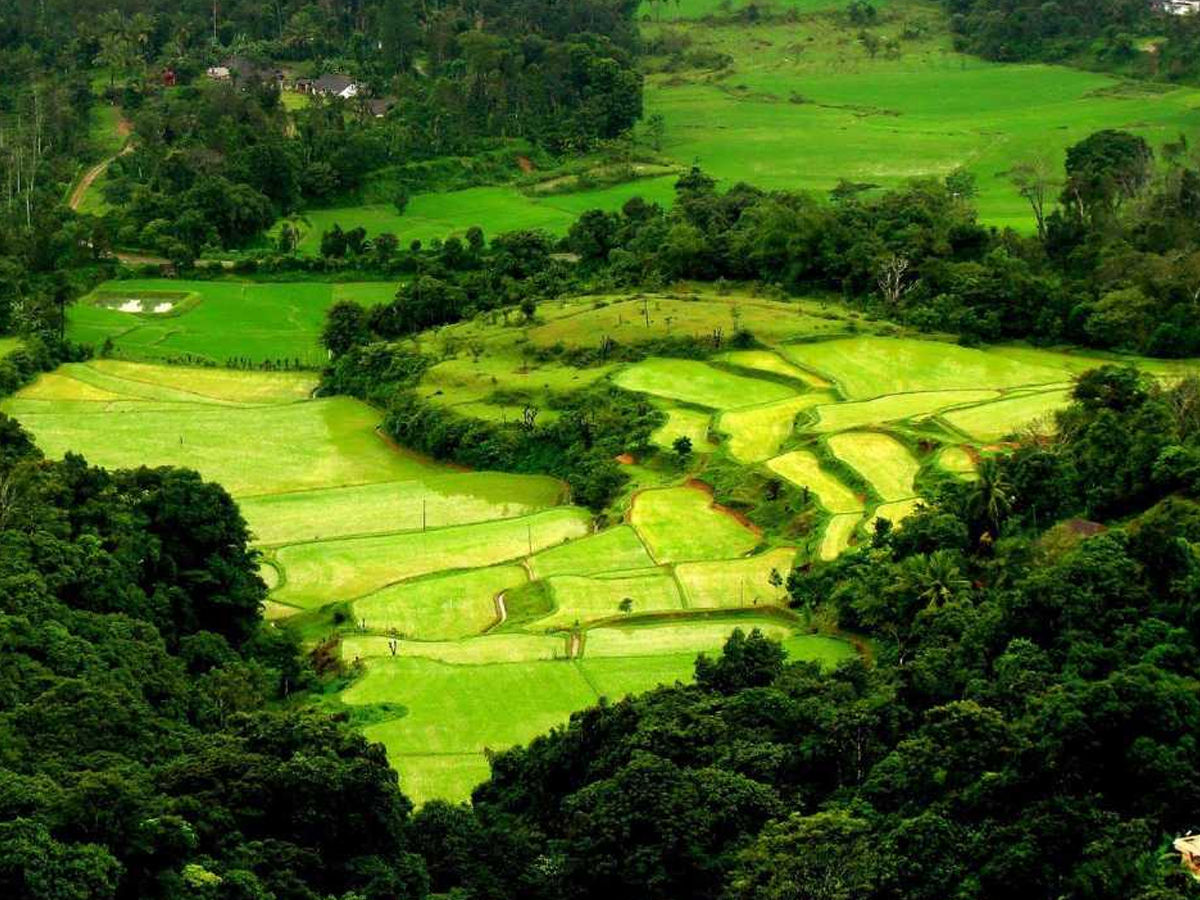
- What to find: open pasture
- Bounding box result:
[529,294,855,349]
[272,508,592,608]
[827,432,920,502]
[766,451,864,514]
[615,358,795,409]
[936,445,978,478]
[872,498,923,529]
[717,349,831,387]
[820,513,863,560]
[810,389,999,433]
[70,279,395,364]
[341,632,564,665]
[352,565,528,640]
[421,353,613,409]
[630,486,761,562]
[240,472,563,546]
[642,0,1200,230]
[4,391,432,497]
[652,406,712,450]
[583,617,795,657]
[282,176,678,256]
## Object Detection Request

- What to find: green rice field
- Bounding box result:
[14,286,1193,806]
[3,343,859,804]
[69,280,396,365]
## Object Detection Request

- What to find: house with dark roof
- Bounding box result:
[300,73,360,100]
[207,57,283,86]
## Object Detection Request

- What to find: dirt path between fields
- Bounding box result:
[69,113,134,212]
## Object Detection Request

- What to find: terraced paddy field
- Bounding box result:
[69,280,396,365]
[4,346,855,804]
[13,289,1193,805]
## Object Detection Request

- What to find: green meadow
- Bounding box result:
[642,0,1200,230]
[69,280,396,365]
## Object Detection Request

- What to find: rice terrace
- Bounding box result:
[9,0,1200,892]
[5,283,1192,802]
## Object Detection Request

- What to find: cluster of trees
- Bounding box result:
[390,367,1200,899]
[319,333,663,510]
[943,0,1200,76]
[0,413,433,898]
[313,129,1200,357]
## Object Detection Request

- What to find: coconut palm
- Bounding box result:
[967,458,1014,539]
[898,550,970,609]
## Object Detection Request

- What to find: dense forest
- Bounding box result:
[944,0,1200,78]
[0,415,433,898]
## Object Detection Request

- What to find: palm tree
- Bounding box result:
[898,551,970,609]
[967,458,1013,539]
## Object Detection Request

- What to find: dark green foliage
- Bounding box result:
[381,384,662,510]
[0,415,427,899]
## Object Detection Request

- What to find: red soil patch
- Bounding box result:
[684,478,763,536]
[516,155,535,173]
[615,453,635,465]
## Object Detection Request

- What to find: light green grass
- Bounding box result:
[391,754,492,808]
[577,653,699,698]
[821,512,863,560]
[529,294,854,349]
[273,508,592,608]
[352,565,528,640]
[783,337,1068,399]
[827,432,920,501]
[19,360,315,406]
[644,3,1200,229]
[716,349,826,384]
[942,389,1072,441]
[937,445,977,478]
[767,451,864,514]
[0,337,19,358]
[240,473,563,545]
[652,406,712,450]
[283,177,679,255]
[631,486,761,563]
[675,547,796,608]
[70,280,395,364]
[720,393,832,463]
[5,393,431,497]
[530,525,655,579]
[420,354,613,408]
[615,358,795,409]
[810,389,1000,432]
[872,498,923,529]
[539,571,684,629]
[354,657,599,797]
[341,632,564,664]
